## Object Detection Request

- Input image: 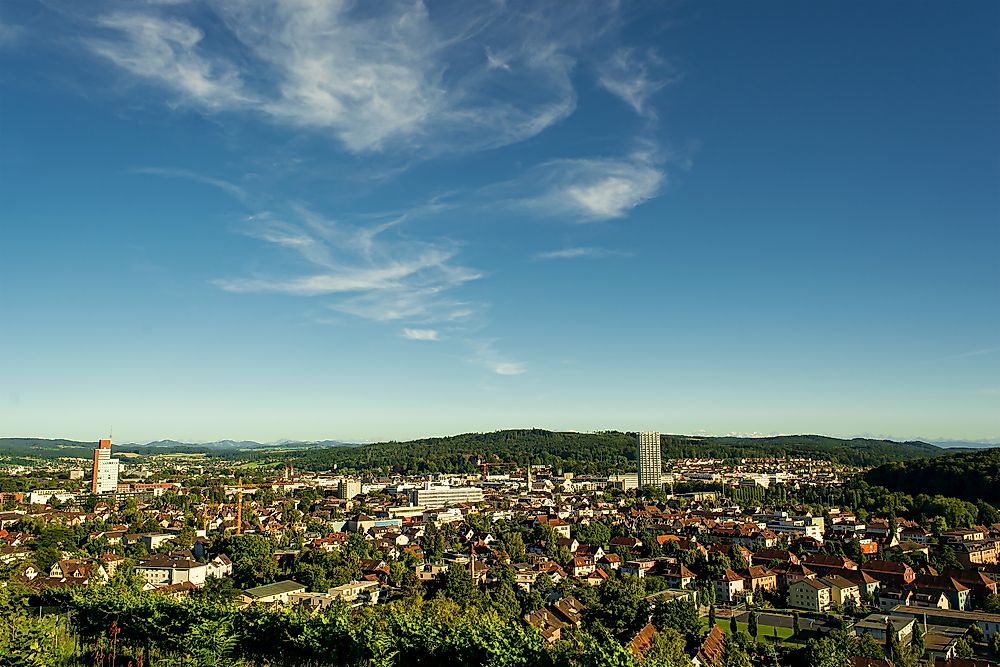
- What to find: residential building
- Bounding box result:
[636,432,662,489]
[788,578,832,612]
[744,566,777,592]
[91,439,120,495]
[852,613,914,645]
[134,556,208,587]
[713,569,746,604]
[822,574,861,608]
[241,580,307,606]
[338,479,362,500]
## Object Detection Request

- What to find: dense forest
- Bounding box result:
[1,431,955,474]
[289,429,950,474]
[865,448,1000,505]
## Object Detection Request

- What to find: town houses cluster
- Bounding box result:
[1,436,999,665]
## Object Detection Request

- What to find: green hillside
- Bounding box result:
[865,447,1000,504]
[0,438,98,459]
[290,429,949,474]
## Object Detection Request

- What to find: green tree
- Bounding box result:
[886,619,902,662]
[747,609,758,640]
[652,598,702,644]
[805,632,853,667]
[856,633,883,659]
[955,637,974,659]
[216,534,278,588]
[595,574,649,640]
[721,634,753,667]
[912,621,925,658]
[643,627,689,667]
[437,562,478,609]
[501,531,527,563]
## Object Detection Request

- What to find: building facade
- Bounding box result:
[91,439,120,495]
[407,483,484,509]
[636,432,662,489]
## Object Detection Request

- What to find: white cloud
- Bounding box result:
[493,362,527,376]
[215,208,481,324]
[596,48,672,117]
[517,149,665,221]
[86,13,250,110]
[534,247,630,260]
[129,166,247,201]
[80,1,620,154]
[402,328,440,341]
[469,340,527,376]
[0,14,22,47]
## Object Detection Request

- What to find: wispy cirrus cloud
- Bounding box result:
[215,208,480,324]
[920,345,1000,366]
[86,12,251,110]
[513,148,665,221]
[129,166,248,201]
[469,340,527,376]
[78,0,622,155]
[216,205,526,374]
[596,48,674,117]
[402,328,440,341]
[533,247,631,260]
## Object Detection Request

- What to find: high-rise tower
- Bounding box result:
[91,438,120,494]
[636,431,662,489]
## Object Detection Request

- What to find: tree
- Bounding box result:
[721,634,753,667]
[501,531,527,563]
[856,633,883,659]
[747,608,758,640]
[885,619,902,662]
[652,598,702,644]
[643,627,688,666]
[912,621,925,658]
[709,604,716,629]
[793,610,801,637]
[215,534,278,588]
[729,613,738,636]
[595,574,649,640]
[805,632,854,667]
[955,637,974,659]
[437,562,478,609]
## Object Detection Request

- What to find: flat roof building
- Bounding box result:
[91,439,120,495]
[636,432,662,489]
[407,482,484,509]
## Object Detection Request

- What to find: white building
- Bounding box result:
[407,482,484,509]
[636,432,662,489]
[135,556,208,587]
[91,439,120,495]
[338,479,362,500]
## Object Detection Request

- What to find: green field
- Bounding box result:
[714,620,803,647]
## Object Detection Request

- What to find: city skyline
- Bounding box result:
[2,0,998,443]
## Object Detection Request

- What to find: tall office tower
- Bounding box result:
[91,438,120,494]
[636,431,662,489]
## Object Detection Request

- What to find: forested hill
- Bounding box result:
[865,447,1000,505]
[290,429,948,474]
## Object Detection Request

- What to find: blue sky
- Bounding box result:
[1,0,998,444]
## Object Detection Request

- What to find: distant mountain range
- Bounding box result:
[0,437,358,459]
[0,432,994,463]
[132,439,357,450]
[931,439,1000,449]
